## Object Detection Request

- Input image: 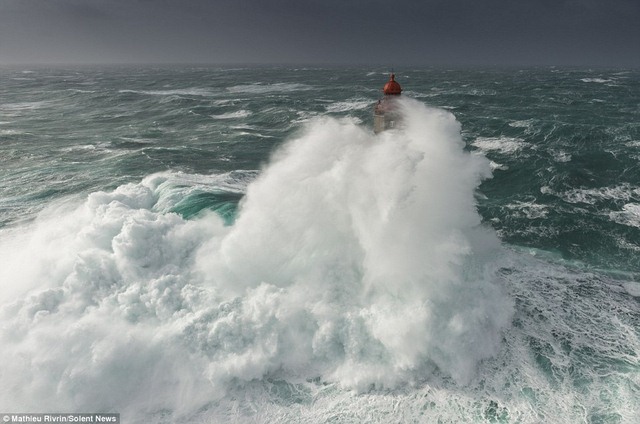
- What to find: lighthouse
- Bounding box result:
[373,73,403,133]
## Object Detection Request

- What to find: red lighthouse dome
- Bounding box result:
[383,73,402,95]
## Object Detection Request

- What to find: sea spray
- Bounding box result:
[0,99,512,419]
[199,98,513,386]
[0,181,224,415]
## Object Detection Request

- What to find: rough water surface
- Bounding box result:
[0,67,639,423]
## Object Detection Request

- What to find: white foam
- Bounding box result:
[504,201,549,219]
[508,119,533,129]
[198,98,511,387]
[609,203,640,228]
[0,129,24,135]
[325,100,371,113]
[472,136,528,155]
[489,160,509,171]
[227,83,313,94]
[580,78,612,83]
[1,101,52,112]
[67,89,96,94]
[555,185,640,205]
[118,88,217,97]
[622,282,640,297]
[0,99,513,419]
[210,110,253,119]
[549,149,572,163]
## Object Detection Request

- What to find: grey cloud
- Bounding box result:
[0,0,638,66]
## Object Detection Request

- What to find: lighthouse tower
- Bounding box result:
[374,73,403,133]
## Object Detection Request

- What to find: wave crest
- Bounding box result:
[0,98,512,418]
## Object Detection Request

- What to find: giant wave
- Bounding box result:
[0,98,511,419]
[3,97,637,423]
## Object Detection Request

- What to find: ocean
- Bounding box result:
[0,66,638,423]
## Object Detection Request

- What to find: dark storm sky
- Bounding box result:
[0,0,638,67]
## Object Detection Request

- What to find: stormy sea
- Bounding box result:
[1,66,638,423]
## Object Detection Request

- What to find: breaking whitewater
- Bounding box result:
[0,67,638,423]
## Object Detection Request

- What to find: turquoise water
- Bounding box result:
[0,66,639,423]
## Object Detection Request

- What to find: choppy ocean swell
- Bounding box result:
[1,98,638,423]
